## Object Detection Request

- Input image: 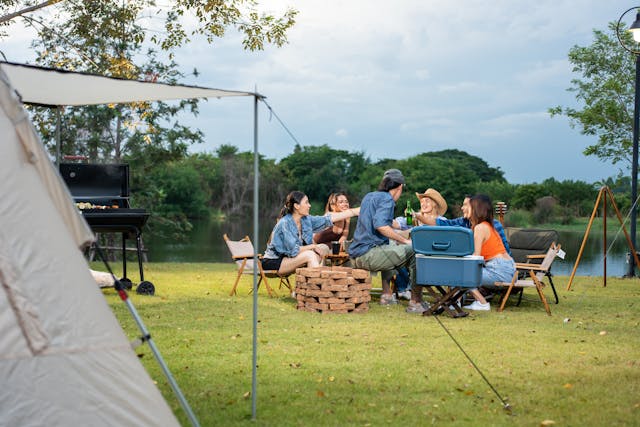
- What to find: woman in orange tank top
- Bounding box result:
[463,194,515,311]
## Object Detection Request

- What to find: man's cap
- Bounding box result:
[383,168,405,185]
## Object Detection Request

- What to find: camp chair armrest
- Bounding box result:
[514,263,546,271]
[526,254,546,259]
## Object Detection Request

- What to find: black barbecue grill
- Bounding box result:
[59,163,153,294]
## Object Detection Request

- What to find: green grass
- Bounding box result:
[99,263,640,426]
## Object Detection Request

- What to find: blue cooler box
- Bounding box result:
[411,226,483,288]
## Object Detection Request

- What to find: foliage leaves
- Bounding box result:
[549,22,637,167]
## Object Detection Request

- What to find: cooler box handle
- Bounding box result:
[432,241,451,251]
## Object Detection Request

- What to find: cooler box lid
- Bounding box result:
[410,225,474,256]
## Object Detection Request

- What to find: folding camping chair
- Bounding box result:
[494,242,561,316]
[505,228,560,305]
[223,234,292,297]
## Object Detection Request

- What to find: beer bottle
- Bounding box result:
[404,200,413,227]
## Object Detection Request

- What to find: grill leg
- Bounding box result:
[135,229,144,282]
[122,232,128,279]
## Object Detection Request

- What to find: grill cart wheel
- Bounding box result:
[119,277,133,290]
[136,281,155,296]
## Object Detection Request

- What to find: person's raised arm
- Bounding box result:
[414,212,437,225]
[377,225,411,245]
[329,207,359,223]
[339,218,350,243]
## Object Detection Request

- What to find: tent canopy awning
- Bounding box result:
[0,61,257,107]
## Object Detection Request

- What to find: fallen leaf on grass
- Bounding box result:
[563,383,573,389]
[599,330,607,335]
[289,362,301,368]
[328,376,335,382]
[243,391,250,399]
[540,420,555,426]
[316,390,325,398]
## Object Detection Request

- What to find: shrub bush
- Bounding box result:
[504,209,533,227]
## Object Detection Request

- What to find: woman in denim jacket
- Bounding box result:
[263,191,359,275]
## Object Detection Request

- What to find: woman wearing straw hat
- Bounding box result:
[413,188,448,225]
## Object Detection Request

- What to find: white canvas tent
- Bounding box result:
[0,61,267,422]
[1,61,253,106]
[0,67,185,425]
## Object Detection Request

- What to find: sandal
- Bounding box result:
[379,293,398,305]
[405,301,430,314]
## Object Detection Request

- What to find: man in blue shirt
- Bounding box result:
[349,169,427,313]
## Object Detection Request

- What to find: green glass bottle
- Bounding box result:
[404,200,413,227]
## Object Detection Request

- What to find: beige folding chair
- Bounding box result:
[223,234,291,297]
[494,243,561,316]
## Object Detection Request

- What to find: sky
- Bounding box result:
[1,0,636,184]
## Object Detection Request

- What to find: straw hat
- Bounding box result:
[415,188,448,216]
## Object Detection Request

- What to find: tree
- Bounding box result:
[549,22,636,167]
[278,144,371,209]
[0,0,61,30]
[474,180,516,207]
[540,178,597,216]
[2,1,296,160]
[512,184,546,210]
[394,150,506,216]
[1,1,297,51]
[429,149,506,183]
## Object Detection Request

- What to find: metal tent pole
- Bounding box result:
[94,245,200,427]
[116,283,201,427]
[251,92,259,420]
[55,106,61,166]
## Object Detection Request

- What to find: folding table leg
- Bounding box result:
[421,286,468,318]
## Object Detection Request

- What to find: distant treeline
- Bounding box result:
[122,143,629,237]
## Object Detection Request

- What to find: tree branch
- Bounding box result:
[0,0,63,25]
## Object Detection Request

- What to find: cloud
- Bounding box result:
[437,81,483,94]
[1,0,626,184]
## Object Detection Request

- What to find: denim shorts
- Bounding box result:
[482,257,516,286]
[261,257,283,271]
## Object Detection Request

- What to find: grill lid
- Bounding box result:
[59,163,129,198]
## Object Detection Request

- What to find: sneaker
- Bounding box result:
[406,301,430,314]
[397,290,411,300]
[379,293,398,305]
[463,301,491,311]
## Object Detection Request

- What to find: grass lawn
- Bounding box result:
[99,263,640,426]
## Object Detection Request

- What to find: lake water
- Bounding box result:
[143,219,638,277]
